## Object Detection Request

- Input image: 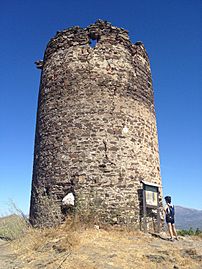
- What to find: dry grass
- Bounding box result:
[0,201,30,241]
[13,217,81,254]
[12,220,151,269]
[0,214,201,269]
[0,214,30,240]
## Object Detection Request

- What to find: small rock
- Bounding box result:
[181,248,197,257]
[108,253,117,258]
[94,225,100,230]
[146,254,165,263]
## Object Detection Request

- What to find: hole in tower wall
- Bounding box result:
[88,33,100,48]
[89,39,97,48]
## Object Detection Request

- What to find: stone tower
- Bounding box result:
[30,20,163,228]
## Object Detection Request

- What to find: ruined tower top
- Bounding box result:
[44,19,148,60]
[37,20,154,112]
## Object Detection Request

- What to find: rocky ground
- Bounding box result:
[0,239,23,269]
[0,228,202,269]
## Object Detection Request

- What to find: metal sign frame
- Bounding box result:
[142,180,161,233]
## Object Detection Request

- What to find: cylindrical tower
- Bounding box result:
[30,20,163,228]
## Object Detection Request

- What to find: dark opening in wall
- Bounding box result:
[89,32,100,48]
[89,39,97,48]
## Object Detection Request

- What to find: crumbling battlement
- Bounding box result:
[30,20,163,229]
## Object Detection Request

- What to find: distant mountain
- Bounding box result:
[175,206,202,230]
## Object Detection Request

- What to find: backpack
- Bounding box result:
[167,205,175,217]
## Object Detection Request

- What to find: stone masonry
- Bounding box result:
[30,20,163,229]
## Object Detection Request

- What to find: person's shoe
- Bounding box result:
[169,237,174,242]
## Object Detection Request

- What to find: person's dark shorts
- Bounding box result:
[166,215,175,224]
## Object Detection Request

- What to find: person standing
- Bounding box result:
[164,196,178,241]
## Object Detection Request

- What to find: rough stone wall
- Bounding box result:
[30,20,163,229]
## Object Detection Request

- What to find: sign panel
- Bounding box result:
[141,181,161,232]
[144,185,158,207]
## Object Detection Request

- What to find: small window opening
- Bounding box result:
[90,39,97,48]
[88,33,100,48]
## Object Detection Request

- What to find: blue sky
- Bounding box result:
[0,0,201,215]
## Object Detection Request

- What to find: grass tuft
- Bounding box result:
[0,214,30,241]
[0,201,30,240]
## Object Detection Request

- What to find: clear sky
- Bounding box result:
[0,0,201,215]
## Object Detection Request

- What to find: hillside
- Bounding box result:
[0,216,202,269]
[1,228,202,269]
[175,206,202,230]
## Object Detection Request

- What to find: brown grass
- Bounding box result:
[0,214,29,240]
[3,216,201,269]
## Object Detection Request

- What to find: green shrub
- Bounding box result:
[177,228,202,236]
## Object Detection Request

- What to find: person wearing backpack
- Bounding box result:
[164,196,178,241]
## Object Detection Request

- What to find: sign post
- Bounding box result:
[142,181,161,233]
